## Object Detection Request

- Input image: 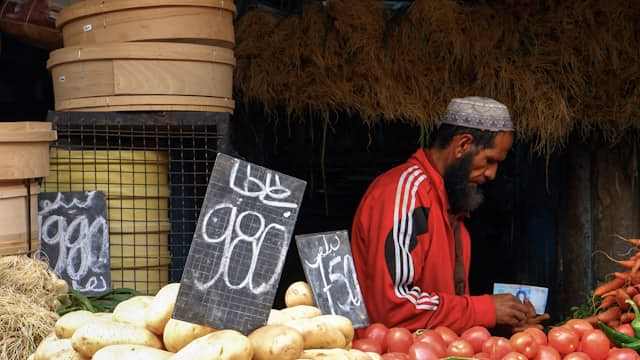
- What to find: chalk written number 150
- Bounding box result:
[304,236,361,313]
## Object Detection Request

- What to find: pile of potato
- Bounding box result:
[30,281,380,360]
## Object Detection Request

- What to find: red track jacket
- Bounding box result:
[351,148,496,334]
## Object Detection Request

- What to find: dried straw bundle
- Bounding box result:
[0,255,65,312]
[234,0,640,152]
[0,286,59,360]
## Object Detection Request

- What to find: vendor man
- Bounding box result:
[351,97,547,334]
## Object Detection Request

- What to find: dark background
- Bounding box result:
[0,27,565,321]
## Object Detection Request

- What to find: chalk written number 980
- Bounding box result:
[305,237,362,313]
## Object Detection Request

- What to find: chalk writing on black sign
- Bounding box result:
[37,191,111,296]
[296,230,370,328]
[195,161,296,293]
[173,153,306,334]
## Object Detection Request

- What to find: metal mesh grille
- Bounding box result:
[42,111,230,294]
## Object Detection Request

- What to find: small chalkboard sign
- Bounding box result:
[37,191,111,296]
[296,230,370,328]
[173,153,306,334]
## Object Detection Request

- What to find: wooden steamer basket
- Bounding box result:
[47,42,236,112]
[0,181,40,256]
[56,0,237,48]
[0,122,57,180]
[0,122,57,256]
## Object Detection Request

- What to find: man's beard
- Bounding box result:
[443,152,484,213]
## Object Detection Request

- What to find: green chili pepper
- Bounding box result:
[598,321,639,347]
[625,299,640,338]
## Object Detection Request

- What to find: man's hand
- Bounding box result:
[492,293,530,327]
[512,298,550,332]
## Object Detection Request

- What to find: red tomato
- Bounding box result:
[352,338,383,354]
[414,330,447,358]
[511,331,540,358]
[525,327,549,346]
[482,336,514,360]
[535,345,562,360]
[446,339,475,358]
[615,324,635,338]
[382,352,410,360]
[434,326,459,345]
[407,342,440,360]
[548,327,580,355]
[461,326,492,354]
[366,323,390,353]
[502,351,529,360]
[579,329,610,360]
[386,327,414,353]
[563,352,592,360]
[607,348,640,360]
[564,319,594,340]
[474,352,492,359]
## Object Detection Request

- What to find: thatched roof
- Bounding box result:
[234,0,640,152]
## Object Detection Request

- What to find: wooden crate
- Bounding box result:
[0,181,40,256]
[57,0,236,48]
[47,42,235,112]
[0,122,57,180]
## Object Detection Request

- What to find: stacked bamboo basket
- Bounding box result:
[0,122,57,256]
[44,0,237,293]
[47,0,237,112]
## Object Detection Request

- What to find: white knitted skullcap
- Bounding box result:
[441,96,514,131]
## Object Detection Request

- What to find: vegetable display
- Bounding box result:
[31,267,640,360]
[32,281,373,360]
[354,319,640,360]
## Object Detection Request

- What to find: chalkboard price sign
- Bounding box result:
[37,191,111,296]
[173,153,306,334]
[296,230,370,328]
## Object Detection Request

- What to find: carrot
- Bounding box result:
[583,314,600,326]
[631,272,640,285]
[620,311,636,323]
[594,250,638,269]
[595,277,627,297]
[617,260,637,269]
[612,234,640,248]
[633,293,640,307]
[598,306,621,323]
[608,320,621,327]
[599,295,618,310]
[629,258,640,281]
[617,289,632,310]
[614,271,631,280]
[626,286,639,298]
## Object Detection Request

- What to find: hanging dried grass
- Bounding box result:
[234,9,286,113]
[0,286,58,360]
[234,0,640,153]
